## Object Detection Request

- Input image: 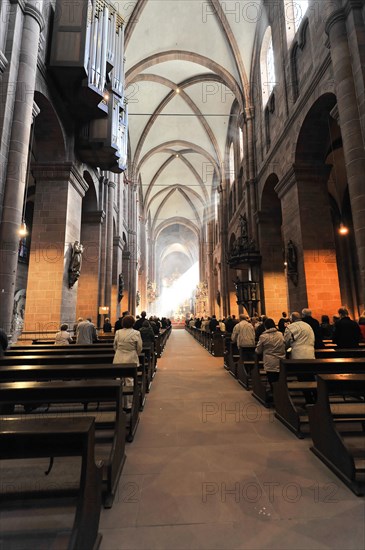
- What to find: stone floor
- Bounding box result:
[100,329,365,550]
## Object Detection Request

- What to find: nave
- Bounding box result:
[99,329,365,550]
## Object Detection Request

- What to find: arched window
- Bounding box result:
[239,127,244,162]
[229,142,235,186]
[214,190,219,221]
[260,27,276,107]
[285,0,309,44]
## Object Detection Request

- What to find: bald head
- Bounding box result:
[302,308,311,317]
[290,311,301,322]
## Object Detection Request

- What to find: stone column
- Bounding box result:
[112,236,123,322]
[104,179,115,310]
[23,163,87,332]
[341,0,365,141]
[77,210,105,322]
[97,176,108,322]
[244,107,258,242]
[326,6,365,309]
[257,210,288,321]
[276,165,342,319]
[0,1,44,333]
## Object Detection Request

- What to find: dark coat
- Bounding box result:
[333,317,361,348]
[302,316,324,349]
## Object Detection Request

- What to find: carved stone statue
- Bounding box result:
[286,240,298,286]
[239,214,248,240]
[69,241,84,288]
[118,273,124,302]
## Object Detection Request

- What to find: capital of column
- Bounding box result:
[113,236,124,251]
[0,51,8,74]
[10,0,26,9]
[325,8,346,38]
[343,0,364,17]
[244,107,255,122]
[108,180,116,189]
[83,210,106,225]
[275,164,332,199]
[32,163,89,197]
[24,1,45,31]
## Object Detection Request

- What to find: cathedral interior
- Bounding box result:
[0,2,365,548]
[1,0,364,337]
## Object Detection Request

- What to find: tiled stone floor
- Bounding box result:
[100,329,365,550]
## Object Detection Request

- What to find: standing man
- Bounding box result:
[284,312,315,359]
[333,307,361,348]
[231,314,255,360]
[76,317,97,344]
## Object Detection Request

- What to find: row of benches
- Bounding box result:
[185,325,225,356]
[187,330,365,497]
[0,327,172,549]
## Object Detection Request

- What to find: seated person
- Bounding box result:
[54,323,73,345]
[103,317,112,333]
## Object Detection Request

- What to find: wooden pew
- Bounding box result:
[236,347,256,390]
[1,351,146,413]
[0,379,126,507]
[308,374,365,496]
[0,416,103,550]
[273,358,365,438]
[0,363,139,445]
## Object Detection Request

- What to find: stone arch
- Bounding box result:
[33,92,67,162]
[287,93,345,318]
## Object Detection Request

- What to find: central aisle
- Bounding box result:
[100,329,364,550]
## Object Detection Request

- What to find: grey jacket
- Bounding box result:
[255,327,285,372]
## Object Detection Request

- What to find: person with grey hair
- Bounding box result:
[301,308,324,349]
[332,307,361,348]
[284,311,315,359]
[231,313,255,359]
[76,317,97,344]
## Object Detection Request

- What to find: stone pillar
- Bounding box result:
[23,163,87,332]
[326,7,365,309]
[219,188,229,317]
[104,179,115,310]
[257,211,288,321]
[112,235,123,322]
[77,210,105,322]
[97,176,108,322]
[276,165,342,319]
[0,1,44,333]
[342,0,365,142]
[244,107,258,242]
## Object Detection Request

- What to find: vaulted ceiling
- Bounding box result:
[120,0,260,260]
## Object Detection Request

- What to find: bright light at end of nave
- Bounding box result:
[158,262,199,318]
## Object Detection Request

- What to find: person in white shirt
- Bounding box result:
[54,323,72,345]
[284,311,315,359]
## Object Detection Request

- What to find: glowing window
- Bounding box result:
[260,27,276,107]
[229,142,235,186]
[285,1,309,44]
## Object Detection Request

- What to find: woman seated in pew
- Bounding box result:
[139,320,155,346]
[255,318,286,389]
[113,315,143,408]
[54,323,73,345]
